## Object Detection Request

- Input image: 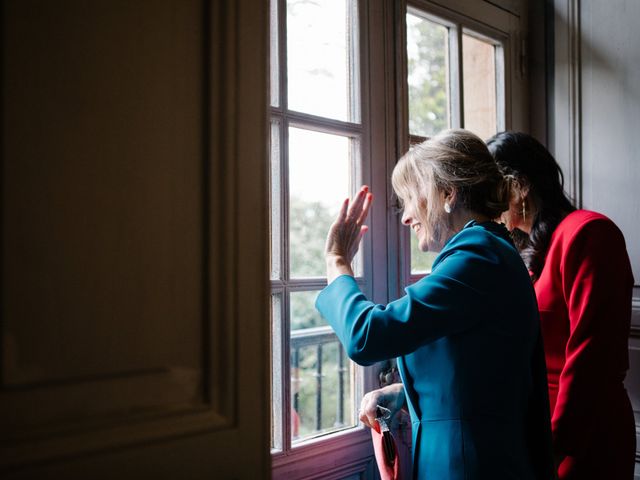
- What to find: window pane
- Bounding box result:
[270,0,280,107]
[290,291,355,442]
[410,235,438,274]
[291,290,324,330]
[271,294,283,450]
[287,0,358,122]
[270,121,282,280]
[463,34,497,140]
[407,13,450,137]
[289,127,352,278]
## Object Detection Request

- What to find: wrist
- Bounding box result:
[325,255,349,269]
[325,255,354,284]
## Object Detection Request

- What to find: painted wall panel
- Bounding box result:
[580,0,640,282]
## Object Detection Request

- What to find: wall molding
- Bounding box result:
[272,428,376,479]
[566,0,582,207]
[631,296,640,338]
[551,0,582,207]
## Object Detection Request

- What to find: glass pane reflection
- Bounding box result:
[287,0,358,121]
[289,127,351,278]
[410,234,438,275]
[290,291,354,442]
[407,13,450,137]
[463,34,497,140]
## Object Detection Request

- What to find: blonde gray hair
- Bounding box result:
[392,129,509,219]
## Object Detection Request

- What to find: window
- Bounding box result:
[403,3,507,281]
[270,0,369,461]
[270,0,526,477]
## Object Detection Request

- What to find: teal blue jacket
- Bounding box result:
[316,221,554,479]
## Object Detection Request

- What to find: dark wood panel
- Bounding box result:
[0,0,269,476]
[0,0,219,455]
[2,0,204,385]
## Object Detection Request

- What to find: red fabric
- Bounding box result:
[535,210,636,479]
[371,426,402,480]
[291,407,300,439]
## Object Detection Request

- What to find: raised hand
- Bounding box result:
[324,185,373,271]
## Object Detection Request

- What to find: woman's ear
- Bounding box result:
[443,188,457,210]
[510,179,529,205]
[519,183,530,202]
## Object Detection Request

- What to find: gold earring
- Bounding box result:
[522,200,526,223]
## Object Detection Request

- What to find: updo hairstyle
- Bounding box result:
[392,129,510,220]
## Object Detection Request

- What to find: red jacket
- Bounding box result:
[535,210,635,479]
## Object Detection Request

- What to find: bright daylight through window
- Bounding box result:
[269,0,508,470]
[270,0,363,452]
[406,7,503,278]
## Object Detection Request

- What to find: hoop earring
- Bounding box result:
[444,202,451,214]
[522,201,526,223]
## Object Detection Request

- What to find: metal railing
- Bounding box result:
[290,326,348,434]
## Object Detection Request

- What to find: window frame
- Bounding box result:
[269,0,384,476]
[269,0,528,477]
[397,0,526,292]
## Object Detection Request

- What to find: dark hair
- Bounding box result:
[486,132,575,280]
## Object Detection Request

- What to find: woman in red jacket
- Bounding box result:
[487,132,636,479]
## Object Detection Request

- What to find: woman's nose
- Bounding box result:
[401,211,412,226]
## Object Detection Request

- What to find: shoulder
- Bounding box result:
[431,222,523,283]
[554,210,626,248]
[556,209,615,232]
[550,210,630,275]
[437,222,516,262]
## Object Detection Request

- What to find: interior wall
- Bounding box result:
[550,0,640,476]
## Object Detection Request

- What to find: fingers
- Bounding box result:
[358,410,373,429]
[358,383,406,433]
[326,187,372,261]
[359,389,383,433]
[353,225,368,253]
[347,186,369,222]
[336,197,349,224]
[356,192,373,225]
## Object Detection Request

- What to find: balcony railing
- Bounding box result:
[290,326,350,439]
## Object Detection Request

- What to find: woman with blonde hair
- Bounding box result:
[316,129,555,479]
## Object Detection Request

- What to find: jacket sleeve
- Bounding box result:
[553,218,633,455]
[315,245,492,366]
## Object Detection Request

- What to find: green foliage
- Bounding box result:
[410,234,438,273]
[289,197,353,438]
[292,342,352,439]
[282,1,453,445]
[289,196,335,278]
[290,291,324,330]
[287,197,435,438]
[407,15,449,136]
